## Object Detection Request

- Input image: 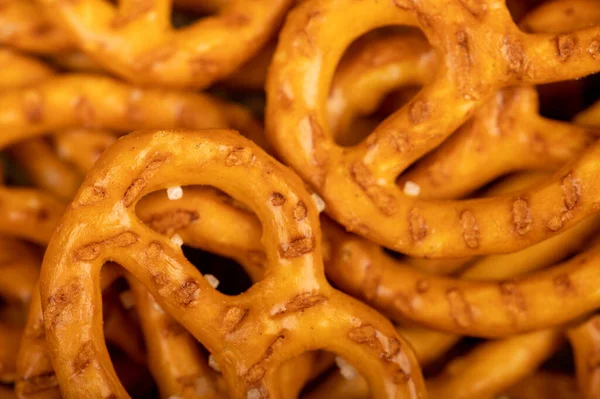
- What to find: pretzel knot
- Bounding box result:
[39,130,425,399]
[37,0,293,88]
[266,0,600,257]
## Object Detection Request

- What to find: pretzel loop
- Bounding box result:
[266,0,600,257]
[40,130,425,398]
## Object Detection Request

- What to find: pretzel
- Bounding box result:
[0,49,53,90]
[0,187,64,245]
[567,314,600,399]
[323,29,598,199]
[8,138,82,201]
[37,0,293,88]
[0,74,267,150]
[53,130,117,173]
[38,129,425,398]
[266,0,600,256]
[305,329,561,399]
[0,238,39,384]
[0,1,74,54]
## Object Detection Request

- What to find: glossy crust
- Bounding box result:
[266,0,600,256]
[39,130,426,399]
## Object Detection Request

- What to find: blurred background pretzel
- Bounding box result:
[36,0,293,88]
[266,0,600,257]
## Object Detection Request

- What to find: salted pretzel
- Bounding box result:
[266,0,600,256]
[305,328,562,399]
[38,129,425,398]
[321,29,598,199]
[37,0,293,88]
[567,315,600,399]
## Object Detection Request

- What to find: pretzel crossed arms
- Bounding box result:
[266,0,600,257]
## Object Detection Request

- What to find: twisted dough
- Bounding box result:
[39,130,425,399]
[266,0,600,256]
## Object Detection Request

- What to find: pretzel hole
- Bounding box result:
[537,74,600,121]
[182,246,253,296]
[328,26,432,147]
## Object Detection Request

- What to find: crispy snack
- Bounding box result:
[266,0,600,256]
[37,0,293,88]
[39,130,425,398]
[567,315,600,399]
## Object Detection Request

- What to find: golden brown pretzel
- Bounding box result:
[0,48,53,89]
[53,130,117,173]
[266,0,600,256]
[324,217,600,337]
[8,138,82,202]
[0,187,64,245]
[39,130,425,399]
[323,30,597,200]
[0,74,266,149]
[37,0,293,88]
[567,315,600,399]
[0,1,74,54]
[305,329,562,399]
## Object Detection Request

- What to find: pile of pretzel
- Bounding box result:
[0,0,599,398]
